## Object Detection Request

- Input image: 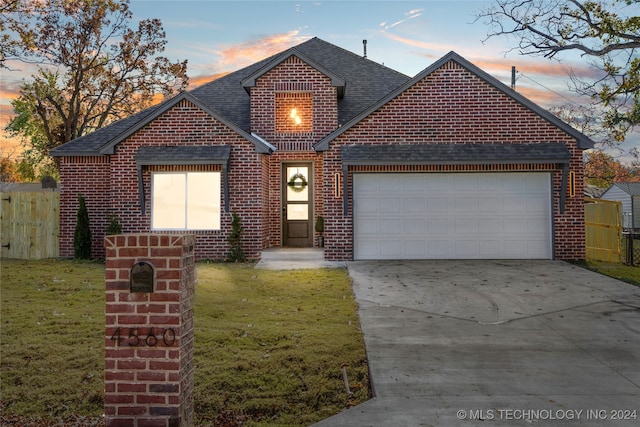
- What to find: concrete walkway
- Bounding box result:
[313,260,640,427]
[255,248,346,270]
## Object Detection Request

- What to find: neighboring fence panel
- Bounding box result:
[621,234,640,266]
[584,198,622,263]
[0,191,59,259]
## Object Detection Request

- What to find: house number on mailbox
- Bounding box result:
[110,327,176,347]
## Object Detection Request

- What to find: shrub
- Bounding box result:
[226,212,245,262]
[106,213,122,235]
[74,194,92,259]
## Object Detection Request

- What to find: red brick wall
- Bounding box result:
[250,55,335,248]
[250,56,338,152]
[322,61,586,260]
[59,58,586,261]
[59,100,268,260]
[58,156,111,258]
[104,233,195,427]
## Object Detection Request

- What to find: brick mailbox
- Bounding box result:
[104,234,196,427]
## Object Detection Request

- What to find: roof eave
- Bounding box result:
[343,158,570,167]
[50,148,104,157]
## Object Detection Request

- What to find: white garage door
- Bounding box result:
[353,172,552,260]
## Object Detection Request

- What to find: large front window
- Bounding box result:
[151,171,221,230]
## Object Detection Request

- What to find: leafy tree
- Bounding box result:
[477,0,640,140]
[74,194,92,259]
[584,150,640,187]
[549,103,640,187]
[1,0,188,172]
[0,157,22,182]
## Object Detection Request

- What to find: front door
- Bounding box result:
[283,163,313,247]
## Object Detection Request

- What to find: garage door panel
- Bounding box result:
[479,197,501,213]
[380,198,401,213]
[380,219,402,234]
[428,197,449,211]
[427,219,449,234]
[405,240,427,257]
[455,218,478,234]
[354,173,551,260]
[526,196,549,212]
[455,240,479,256]
[405,197,426,212]
[425,174,449,191]
[455,197,477,212]
[478,218,501,234]
[503,197,526,213]
[502,218,525,233]
[526,218,548,233]
[357,198,378,213]
[453,174,477,191]
[404,219,426,233]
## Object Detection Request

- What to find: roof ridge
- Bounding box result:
[307,37,410,79]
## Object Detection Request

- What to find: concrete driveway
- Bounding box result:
[314,260,640,427]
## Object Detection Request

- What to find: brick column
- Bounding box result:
[104,234,195,427]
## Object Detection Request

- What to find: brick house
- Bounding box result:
[50,37,592,261]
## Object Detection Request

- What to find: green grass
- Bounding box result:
[580,260,640,287]
[0,259,370,426]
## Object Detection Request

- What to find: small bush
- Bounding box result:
[106,213,122,235]
[73,194,91,259]
[226,212,245,262]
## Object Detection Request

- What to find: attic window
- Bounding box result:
[276,92,313,134]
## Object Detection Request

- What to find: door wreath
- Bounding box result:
[287,173,308,192]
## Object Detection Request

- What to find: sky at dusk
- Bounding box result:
[1,0,639,158]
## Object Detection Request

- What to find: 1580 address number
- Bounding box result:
[110,327,176,347]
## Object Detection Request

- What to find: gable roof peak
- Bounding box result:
[240,43,346,96]
[314,50,595,151]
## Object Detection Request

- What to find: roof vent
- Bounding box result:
[363,40,367,58]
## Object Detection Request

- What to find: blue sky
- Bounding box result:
[1,0,638,157]
[127,0,586,97]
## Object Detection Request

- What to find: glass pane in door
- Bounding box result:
[286,167,309,202]
[287,203,308,220]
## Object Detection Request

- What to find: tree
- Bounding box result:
[74,194,92,259]
[477,0,640,140]
[584,150,640,187]
[2,0,188,172]
[549,103,640,186]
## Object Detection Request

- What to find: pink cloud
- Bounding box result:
[382,32,459,54]
[214,31,310,70]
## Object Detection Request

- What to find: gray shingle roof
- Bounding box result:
[50,38,593,157]
[191,37,409,129]
[341,143,572,165]
[610,182,640,196]
[51,37,409,157]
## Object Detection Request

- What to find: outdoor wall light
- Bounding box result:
[290,108,302,125]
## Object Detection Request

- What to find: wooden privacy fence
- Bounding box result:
[0,191,59,260]
[584,198,622,263]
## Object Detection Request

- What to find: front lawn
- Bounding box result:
[0,259,369,426]
[581,260,640,287]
